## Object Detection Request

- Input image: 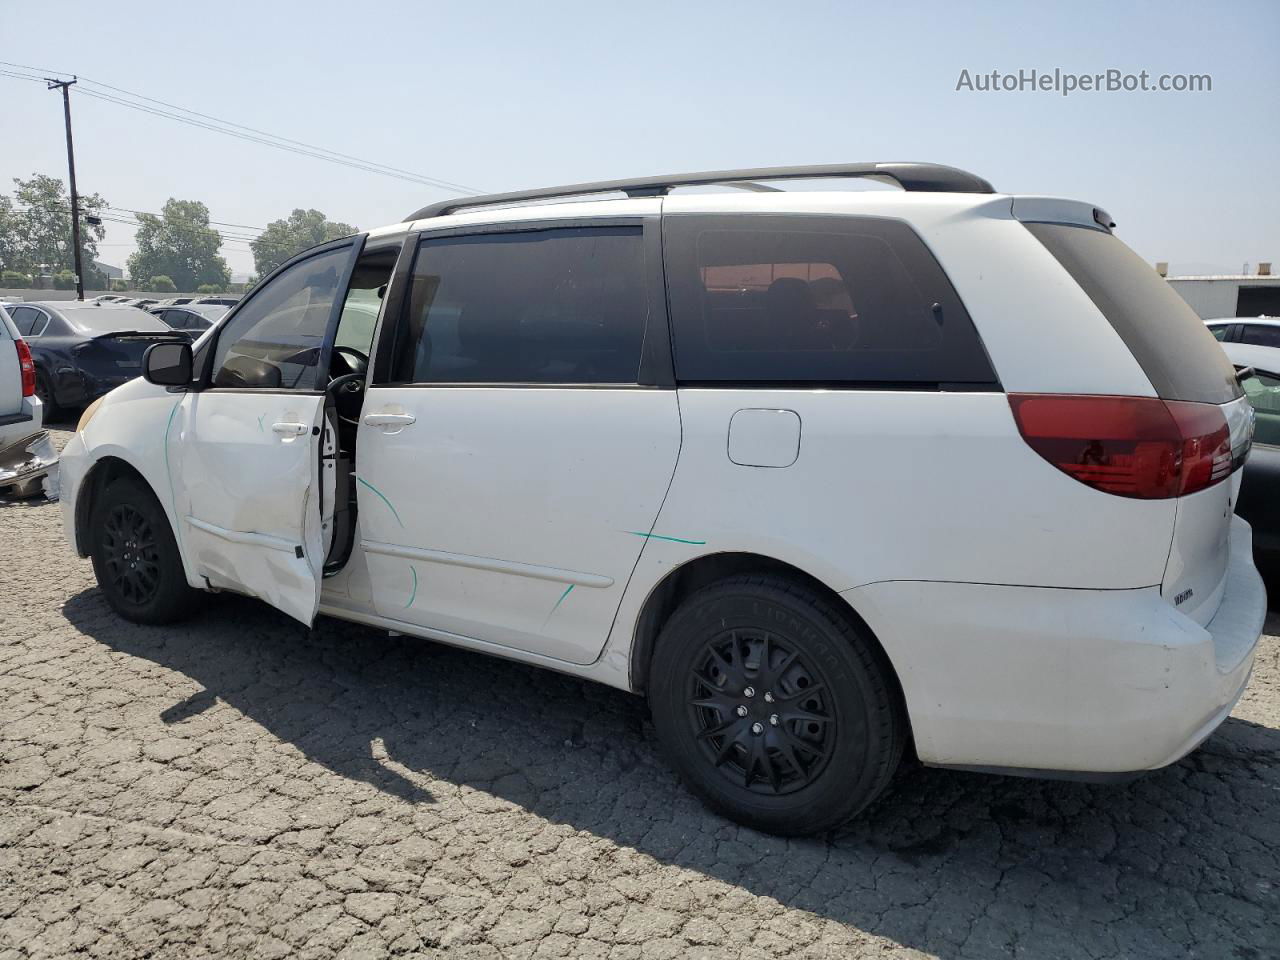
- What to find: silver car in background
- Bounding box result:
[0,304,58,498]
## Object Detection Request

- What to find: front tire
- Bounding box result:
[89,476,199,624]
[648,575,904,836]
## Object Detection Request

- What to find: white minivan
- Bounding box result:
[59,163,1265,834]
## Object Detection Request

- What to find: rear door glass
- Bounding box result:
[9,307,39,336]
[1025,223,1241,404]
[1239,325,1280,349]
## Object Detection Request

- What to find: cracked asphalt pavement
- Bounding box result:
[2,428,1279,959]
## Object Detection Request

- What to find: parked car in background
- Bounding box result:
[155,297,198,306]
[194,296,241,307]
[147,303,228,337]
[8,301,182,418]
[59,162,1266,835]
[0,304,57,497]
[1220,341,1280,578]
[1206,317,1280,347]
[117,298,160,309]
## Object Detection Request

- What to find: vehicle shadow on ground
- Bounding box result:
[63,589,1280,958]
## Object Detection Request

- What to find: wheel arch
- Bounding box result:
[73,454,162,557]
[627,551,908,717]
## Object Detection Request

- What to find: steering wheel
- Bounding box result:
[327,350,368,425]
[332,345,369,376]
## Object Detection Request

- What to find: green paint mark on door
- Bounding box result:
[626,530,707,545]
[356,476,404,528]
[542,584,574,627]
[405,565,418,608]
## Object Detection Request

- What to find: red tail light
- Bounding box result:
[15,339,35,398]
[1009,394,1232,499]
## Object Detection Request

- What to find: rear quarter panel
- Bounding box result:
[629,389,1176,594]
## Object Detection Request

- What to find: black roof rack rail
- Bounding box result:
[405,162,995,221]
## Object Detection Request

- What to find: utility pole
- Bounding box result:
[46,77,85,300]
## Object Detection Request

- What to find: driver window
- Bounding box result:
[210,246,350,390]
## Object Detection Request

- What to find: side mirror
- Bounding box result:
[143,341,192,387]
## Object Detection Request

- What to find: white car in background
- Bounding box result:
[57,162,1267,834]
[0,304,58,497]
[1205,316,1280,347]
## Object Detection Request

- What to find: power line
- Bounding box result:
[106,204,266,232]
[0,68,48,85]
[76,86,475,192]
[4,195,265,240]
[0,59,481,194]
[77,76,479,194]
[6,202,261,246]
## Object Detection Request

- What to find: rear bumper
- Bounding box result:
[0,430,59,496]
[843,515,1265,774]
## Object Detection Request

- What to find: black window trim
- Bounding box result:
[198,234,364,395]
[370,215,675,390]
[660,211,1002,391]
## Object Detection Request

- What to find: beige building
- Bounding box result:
[1164,263,1279,319]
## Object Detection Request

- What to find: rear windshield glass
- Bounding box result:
[59,305,170,334]
[1026,223,1241,404]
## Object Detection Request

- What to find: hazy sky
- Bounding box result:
[3,0,1277,278]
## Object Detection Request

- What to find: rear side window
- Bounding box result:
[663,215,995,385]
[10,307,45,337]
[1026,223,1241,404]
[1239,325,1280,349]
[392,226,647,384]
[1208,325,1231,341]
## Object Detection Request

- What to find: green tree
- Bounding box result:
[2,174,107,278]
[196,283,222,294]
[2,269,32,288]
[251,209,356,278]
[127,199,230,292]
[148,275,177,293]
[52,269,77,290]
[0,196,16,272]
[109,277,129,292]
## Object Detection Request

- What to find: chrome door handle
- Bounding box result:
[271,421,308,436]
[363,413,417,428]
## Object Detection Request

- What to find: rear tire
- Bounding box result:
[89,476,199,624]
[648,575,904,836]
[33,371,59,420]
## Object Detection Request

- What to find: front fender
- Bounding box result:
[69,385,198,586]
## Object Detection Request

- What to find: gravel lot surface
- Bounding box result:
[2,427,1278,959]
